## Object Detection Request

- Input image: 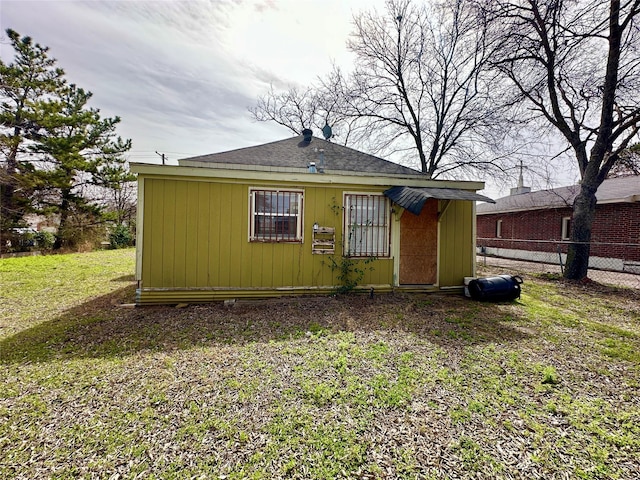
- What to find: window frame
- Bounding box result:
[561,216,571,241]
[249,188,304,243]
[343,192,390,258]
[496,219,503,238]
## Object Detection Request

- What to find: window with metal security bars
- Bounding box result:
[250,189,303,242]
[344,194,390,257]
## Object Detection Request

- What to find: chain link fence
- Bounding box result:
[476,238,640,289]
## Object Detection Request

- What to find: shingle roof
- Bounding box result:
[477,175,640,215]
[178,136,424,176]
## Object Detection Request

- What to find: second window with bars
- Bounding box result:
[344,194,390,257]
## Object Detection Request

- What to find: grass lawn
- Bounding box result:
[1,249,639,479]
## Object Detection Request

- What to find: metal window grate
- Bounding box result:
[345,194,389,257]
[251,189,302,242]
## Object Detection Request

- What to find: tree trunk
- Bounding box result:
[564,182,598,280]
[53,193,70,250]
[0,179,16,253]
[0,134,22,254]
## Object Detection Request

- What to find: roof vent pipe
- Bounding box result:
[302,128,313,142]
[308,162,317,173]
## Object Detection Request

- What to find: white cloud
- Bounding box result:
[0,0,410,165]
[0,0,583,197]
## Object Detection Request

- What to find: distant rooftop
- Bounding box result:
[477,175,640,215]
[178,136,424,176]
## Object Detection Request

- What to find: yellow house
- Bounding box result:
[130,135,494,304]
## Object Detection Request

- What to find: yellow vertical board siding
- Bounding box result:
[369,259,394,285]
[461,201,474,276]
[306,184,335,286]
[138,179,159,287]
[311,186,341,287]
[161,181,176,286]
[304,186,318,286]
[208,182,222,287]
[438,200,456,286]
[294,242,305,287]
[142,177,396,290]
[151,180,169,287]
[173,181,188,287]
[252,241,266,287]
[265,243,281,286]
[195,183,211,287]
[140,178,151,285]
[143,179,160,286]
[237,189,253,288]
[184,183,200,287]
[461,202,475,277]
[439,200,474,286]
[358,259,393,285]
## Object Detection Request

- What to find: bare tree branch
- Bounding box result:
[484,0,640,279]
[250,0,518,180]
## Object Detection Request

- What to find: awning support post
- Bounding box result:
[437,200,452,222]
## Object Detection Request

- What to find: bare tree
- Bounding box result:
[347,0,510,177]
[249,68,359,145]
[251,0,515,179]
[250,85,318,136]
[94,161,137,226]
[485,0,640,280]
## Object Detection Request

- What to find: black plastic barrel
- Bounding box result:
[468,275,523,302]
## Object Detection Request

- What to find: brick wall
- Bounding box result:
[477,202,640,261]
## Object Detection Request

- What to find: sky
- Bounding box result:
[1,0,547,198]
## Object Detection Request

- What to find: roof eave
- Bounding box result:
[179,159,422,176]
[130,162,487,191]
[477,195,639,215]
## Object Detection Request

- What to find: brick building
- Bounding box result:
[476,176,640,273]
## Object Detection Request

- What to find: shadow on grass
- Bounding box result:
[0,289,531,364]
[111,274,136,282]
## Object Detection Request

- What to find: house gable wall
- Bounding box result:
[134,167,481,303]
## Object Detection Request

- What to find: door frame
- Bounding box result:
[391,203,441,287]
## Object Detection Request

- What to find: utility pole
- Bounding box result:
[155,151,166,165]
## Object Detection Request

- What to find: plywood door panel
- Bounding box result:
[399,199,438,284]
